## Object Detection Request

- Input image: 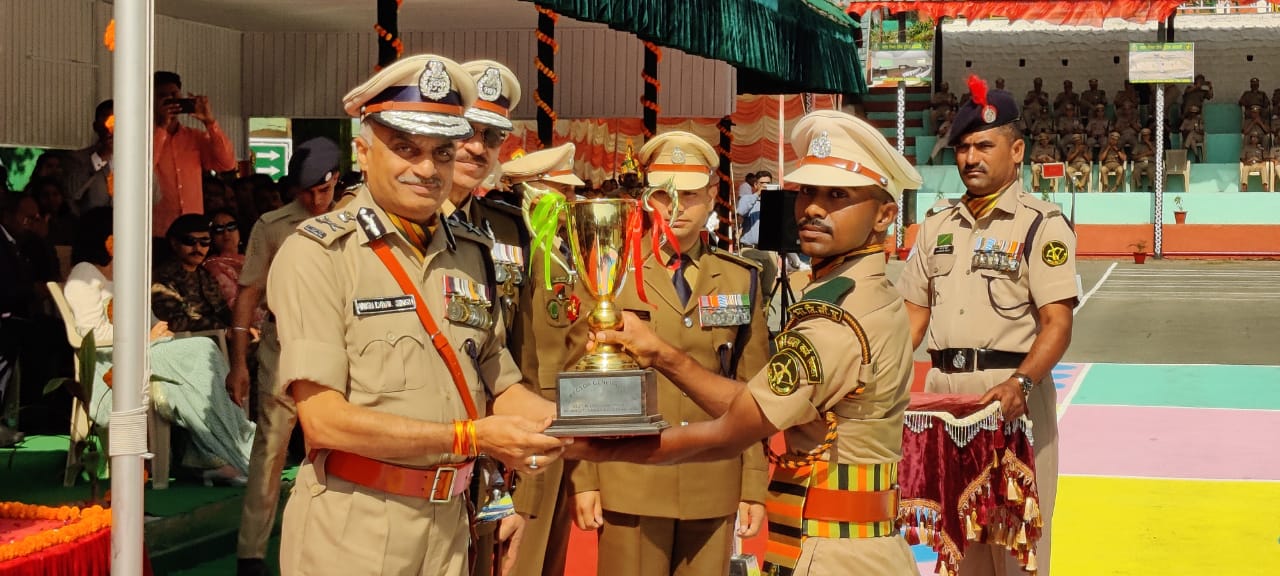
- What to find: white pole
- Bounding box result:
[896,80,906,250]
[1154,84,1165,258]
[111,1,154,574]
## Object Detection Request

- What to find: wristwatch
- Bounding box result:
[1012,373,1034,397]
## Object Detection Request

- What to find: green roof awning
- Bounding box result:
[528,0,866,94]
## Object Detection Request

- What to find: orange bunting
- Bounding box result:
[535,59,558,83]
[0,502,113,563]
[535,30,560,54]
[104,19,115,52]
[642,41,664,62]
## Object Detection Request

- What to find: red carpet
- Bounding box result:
[562,361,932,573]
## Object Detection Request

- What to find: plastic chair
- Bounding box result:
[1164,149,1191,191]
[47,282,172,489]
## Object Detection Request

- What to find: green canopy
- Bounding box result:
[529,0,866,94]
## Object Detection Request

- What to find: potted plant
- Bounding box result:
[1173,196,1187,224]
[1129,239,1148,264]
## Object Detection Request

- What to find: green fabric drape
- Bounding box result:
[526,0,865,94]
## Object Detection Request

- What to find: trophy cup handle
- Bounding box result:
[640,177,681,221]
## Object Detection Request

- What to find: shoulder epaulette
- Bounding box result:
[295,209,358,246]
[475,193,523,218]
[708,246,762,271]
[801,276,855,305]
[926,197,962,217]
[447,217,495,249]
[261,201,305,224]
[1017,192,1064,218]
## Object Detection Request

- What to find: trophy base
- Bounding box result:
[546,368,666,437]
[545,414,670,437]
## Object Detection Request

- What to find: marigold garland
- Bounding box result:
[373,24,404,60]
[534,93,558,124]
[535,30,560,54]
[0,503,112,563]
[534,5,559,22]
[103,19,115,52]
[642,41,664,63]
[535,59,558,83]
[641,72,661,92]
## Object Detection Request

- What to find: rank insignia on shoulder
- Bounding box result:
[1041,240,1069,267]
[302,224,327,239]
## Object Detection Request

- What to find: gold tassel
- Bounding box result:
[1024,496,1040,521]
[1007,476,1023,502]
[1017,523,1028,545]
[938,562,951,576]
[965,513,980,541]
[1026,549,1038,572]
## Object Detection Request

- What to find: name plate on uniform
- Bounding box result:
[547,369,668,437]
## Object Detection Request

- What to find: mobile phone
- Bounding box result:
[169,98,197,114]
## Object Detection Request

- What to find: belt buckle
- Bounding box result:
[950,349,974,372]
[429,467,457,503]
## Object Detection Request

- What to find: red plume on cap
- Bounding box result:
[967,74,989,109]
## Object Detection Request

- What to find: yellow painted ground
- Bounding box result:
[1053,475,1280,575]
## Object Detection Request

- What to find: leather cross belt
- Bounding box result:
[929,348,1026,374]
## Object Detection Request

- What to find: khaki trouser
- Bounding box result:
[237,323,297,559]
[281,459,470,576]
[790,536,917,575]
[509,459,573,576]
[926,368,1059,576]
[597,511,733,576]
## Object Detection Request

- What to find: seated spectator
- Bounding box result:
[65,208,251,483]
[1243,105,1270,141]
[1131,129,1157,191]
[27,176,77,246]
[1240,133,1269,192]
[1065,134,1092,191]
[152,214,231,332]
[1098,132,1127,193]
[1085,103,1111,151]
[1029,132,1061,193]
[202,210,266,332]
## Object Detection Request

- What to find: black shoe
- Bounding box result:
[237,558,270,576]
[0,424,23,448]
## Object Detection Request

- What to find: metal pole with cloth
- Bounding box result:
[111,0,155,573]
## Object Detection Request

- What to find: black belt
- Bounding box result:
[929,348,1026,374]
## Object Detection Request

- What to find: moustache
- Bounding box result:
[397,175,443,188]
[797,216,833,234]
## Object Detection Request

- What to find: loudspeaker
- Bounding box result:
[756,185,800,253]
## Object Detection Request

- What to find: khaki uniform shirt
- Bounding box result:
[749,253,917,575]
[898,181,1078,354]
[569,241,771,519]
[749,253,913,465]
[267,187,521,468]
[241,200,313,296]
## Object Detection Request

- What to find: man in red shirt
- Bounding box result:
[153,70,236,237]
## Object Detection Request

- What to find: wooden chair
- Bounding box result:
[47,282,172,489]
[1164,149,1191,191]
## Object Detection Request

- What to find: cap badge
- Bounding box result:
[419,60,452,102]
[478,67,502,102]
[808,131,832,159]
[671,146,687,164]
[982,105,998,123]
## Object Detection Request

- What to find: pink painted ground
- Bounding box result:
[1059,405,1280,480]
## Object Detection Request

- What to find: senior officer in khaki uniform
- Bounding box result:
[565,131,770,576]
[500,144,592,576]
[445,59,527,576]
[229,137,342,576]
[898,77,1077,576]
[568,111,922,575]
[268,54,569,576]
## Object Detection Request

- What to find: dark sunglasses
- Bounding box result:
[475,127,508,149]
[211,222,239,234]
[178,235,212,248]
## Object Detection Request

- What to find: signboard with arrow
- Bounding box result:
[250,137,293,181]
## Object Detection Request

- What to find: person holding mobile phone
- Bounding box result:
[153,70,237,240]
